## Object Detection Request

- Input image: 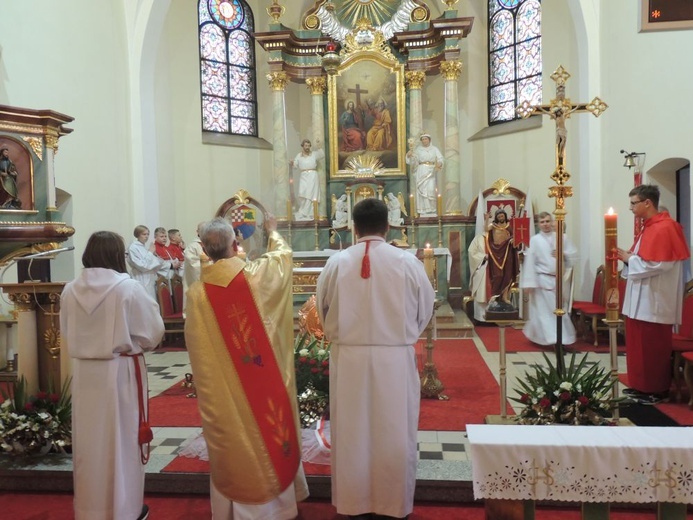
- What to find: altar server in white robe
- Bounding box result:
[317,198,435,519]
[60,231,164,520]
[522,212,578,346]
[127,224,168,300]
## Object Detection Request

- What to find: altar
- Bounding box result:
[468,424,693,519]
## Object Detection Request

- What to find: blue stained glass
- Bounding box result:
[202,62,228,96]
[202,96,229,132]
[490,11,513,51]
[517,39,541,77]
[199,0,257,136]
[201,24,226,62]
[517,0,541,41]
[231,100,255,119]
[518,76,542,105]
[491,47,515,85]
[228,31,252,67]
[231,118,255,135]
[208,0,243,30]
[229,67,254,101]
[488,0,542,124]
[199,0,212,23]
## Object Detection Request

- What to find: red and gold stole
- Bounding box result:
[204,273,299,490]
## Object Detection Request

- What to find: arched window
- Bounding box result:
[488,0,541,124]
[198,0,257,136]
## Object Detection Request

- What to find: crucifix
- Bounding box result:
[517,65,608,376]
[347,83,369,108]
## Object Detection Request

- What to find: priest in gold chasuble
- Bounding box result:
[184,217,308,518]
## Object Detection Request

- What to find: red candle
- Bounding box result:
[604,209,619,320]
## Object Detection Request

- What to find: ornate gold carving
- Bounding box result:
[293,261,305,268]
[44,327,61,359]
[54,226,74,235]
[441,0,459,10]
[548,185,573,210]
[22,137,43,161]
[0,122,45,135]
[232,189,252,205]
[405,70,426,90]
[411,6,429,22]
[440,60,463,80]
[491,178,512,196]
[304,14,321,30]
[342,19,397,62]
[45,134,59,153]
[344,155,385,178]
[305,76,327,95]
[266,0,285,24]
[293,273,319,290]
[266,71,289,91]
[8,292,34,311]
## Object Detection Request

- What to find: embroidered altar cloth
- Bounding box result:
[468,424,693,504]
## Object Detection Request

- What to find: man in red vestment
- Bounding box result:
[617,184,690,403]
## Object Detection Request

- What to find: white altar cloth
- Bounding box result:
[468,424,693,504]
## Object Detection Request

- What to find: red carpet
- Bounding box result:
[2,492,690,519]
[476,325,625,354]
[416,339,512,430]
[149,380,201,427]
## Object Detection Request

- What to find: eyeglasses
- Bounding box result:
[629,200,646,207]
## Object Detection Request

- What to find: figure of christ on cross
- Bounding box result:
[516,65,608,376]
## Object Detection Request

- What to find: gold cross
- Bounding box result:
[516,65,608,187]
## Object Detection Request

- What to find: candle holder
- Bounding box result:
[410,216,417,249]
[421,300,448,400]
[437,216,443,248]
[603,317,622,421]
[314,219,320,251]
[5,353,16,372]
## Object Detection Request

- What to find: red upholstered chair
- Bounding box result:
[156,276,185,345]
[671,288,693,402]
[171,274,184,314]
[572,265,606,346]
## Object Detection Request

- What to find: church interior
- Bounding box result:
[1,0,693,518]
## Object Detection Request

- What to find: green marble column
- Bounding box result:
[440,60,463,215]
[267,71,290,217]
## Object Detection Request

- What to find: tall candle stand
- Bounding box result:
[604,210,621,421]
[420,262,448,400]
[437,215,443,248]
[313,220,320,251]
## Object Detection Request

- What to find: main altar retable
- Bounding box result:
[255,1,476,307]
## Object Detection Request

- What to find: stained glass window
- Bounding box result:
[198,0,257,136]
[488,0,541,124]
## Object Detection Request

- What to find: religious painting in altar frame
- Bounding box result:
[327,51,406,178]
[0,136,35,213]
[640,0,693,32]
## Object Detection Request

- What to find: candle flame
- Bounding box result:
[238,246,244,252]
[607,207,615,215]
[426,243,431,248]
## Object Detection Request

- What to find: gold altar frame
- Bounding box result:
[328,52,406,178]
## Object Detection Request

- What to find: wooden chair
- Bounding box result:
[572,265,606,346]
[682,351,693,408]
[671,288,693,402]
[171,274,184,314]
[156,275,185,344]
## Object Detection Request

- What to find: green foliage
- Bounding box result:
[294,332,330,397]
[0,376,72,455]
[511,352,620,425]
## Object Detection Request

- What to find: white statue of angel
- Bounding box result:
[331,193,349,228]
[386,192,404,226]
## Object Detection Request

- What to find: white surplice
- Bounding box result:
[522,231,577,346]
[60,268,164,520]
[316,236,435,518]
[468,233,489,321]
[127,240,165,300]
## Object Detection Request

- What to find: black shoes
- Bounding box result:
[137,504,149,520]
[623,388,669,405]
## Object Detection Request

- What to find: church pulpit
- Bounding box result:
[0,282,67,394]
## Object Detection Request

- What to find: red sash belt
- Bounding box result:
[204,272,299,490]
[120,352,153,464]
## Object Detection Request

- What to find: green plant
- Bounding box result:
[0,376,72,455]
[511,352,619,426]
[294,332,330,397]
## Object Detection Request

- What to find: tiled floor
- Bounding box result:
[142,329,628,479]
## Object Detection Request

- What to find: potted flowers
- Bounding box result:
[294,332,330,427]
[0,376,72,455]
[511,352,619,425]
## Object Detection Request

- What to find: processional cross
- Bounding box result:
[516,65,608,376]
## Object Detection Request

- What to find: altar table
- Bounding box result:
[468,424,693,518]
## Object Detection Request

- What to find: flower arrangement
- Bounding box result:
[294,332,330,427]
[0,376,72,455]
[511,352,619,426]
